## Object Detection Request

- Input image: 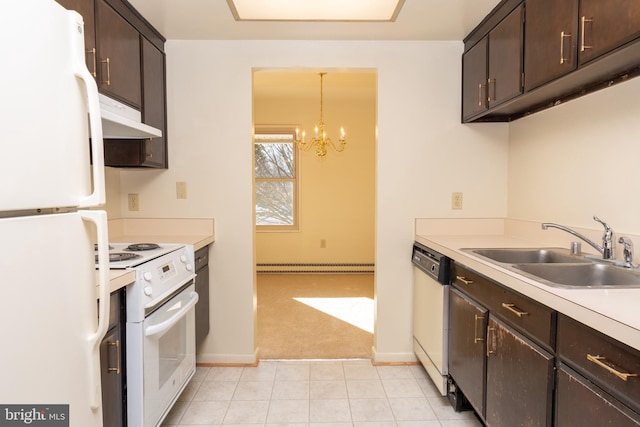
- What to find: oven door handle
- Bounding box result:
[145,291,199,337]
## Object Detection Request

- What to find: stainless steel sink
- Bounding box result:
[464,247,640,288]
[514,263,640,288]
[466,248,591,264]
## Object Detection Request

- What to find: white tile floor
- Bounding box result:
[161,360,483,426]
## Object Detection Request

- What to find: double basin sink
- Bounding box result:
[464,247,640,289]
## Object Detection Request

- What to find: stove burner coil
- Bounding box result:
[127,243,161,251]
[96,252,142,263]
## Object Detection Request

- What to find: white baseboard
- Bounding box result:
[196,351,258,366]
[257,263,374,273]
[371,346,418,364]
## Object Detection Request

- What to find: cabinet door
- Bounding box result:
[449,287,488,417]
[96,0,141,108]
[487,4,524,108]
[55,0,97,78]
[556,364,640,426]
[524,0,579,91]
[140,36,167,168]
[485,315,554,427]
[195,263,210,350]
[579,0,640,65]
[100,326,124,427]
[462,37,488,121]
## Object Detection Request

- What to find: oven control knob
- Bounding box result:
[144,286,153,296]
[186,263,193,271]
[180,255,187,263]
[143,271,153,282]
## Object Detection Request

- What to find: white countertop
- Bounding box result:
[416,232,640,352]
[108,234,214,251]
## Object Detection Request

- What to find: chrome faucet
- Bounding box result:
[541,216,615,260]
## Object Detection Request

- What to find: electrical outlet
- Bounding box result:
[320,239,327,248]
[128,193,139,211]
[176,181,188,199]
[452,192,463,210]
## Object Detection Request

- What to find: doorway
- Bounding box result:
[252,69,377,359]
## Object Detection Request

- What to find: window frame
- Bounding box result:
[254,127,300,231]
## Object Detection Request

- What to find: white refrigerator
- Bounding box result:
[0,1,111,426]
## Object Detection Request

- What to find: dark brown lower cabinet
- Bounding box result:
[194,245,210,351]
[556,364,640,426]
[100,290,126,427]
[485,315,554,427]
[448,287,487,417]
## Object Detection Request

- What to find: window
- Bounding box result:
[254,129,298,228]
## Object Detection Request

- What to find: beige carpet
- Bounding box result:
[257,274,374,359]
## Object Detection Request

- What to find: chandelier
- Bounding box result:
[295,72,346,157]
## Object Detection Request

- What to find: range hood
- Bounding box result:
[99,94,162,139]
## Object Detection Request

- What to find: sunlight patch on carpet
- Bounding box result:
[293,297,374,333]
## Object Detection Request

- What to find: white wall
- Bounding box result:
[118,40,509,363]
[508,77,640,234]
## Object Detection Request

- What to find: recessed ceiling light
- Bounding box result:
[227,0,405,22]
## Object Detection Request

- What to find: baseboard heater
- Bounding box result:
[256,263,375,274]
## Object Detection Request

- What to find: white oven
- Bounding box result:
[106,243,197,427]
[128,281,198,427]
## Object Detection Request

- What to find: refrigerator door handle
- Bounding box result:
[81,210,110,409]
[69,12,105,208]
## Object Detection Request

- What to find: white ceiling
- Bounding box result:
[128,0,500,41]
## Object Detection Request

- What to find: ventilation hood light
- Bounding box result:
[227,0,405,21]
[97,94,162,139]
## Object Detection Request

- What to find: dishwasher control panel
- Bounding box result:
[412,242,450,284]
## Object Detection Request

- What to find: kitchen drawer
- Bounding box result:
[451,262,555,348]
[194,246,209,272]
[451,262,500,308]
[490,283,555,349]
[558,314,640,413]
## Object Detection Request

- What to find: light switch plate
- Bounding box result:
[176,182,188,199]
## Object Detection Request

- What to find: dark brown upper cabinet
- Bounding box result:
[487,4,524,108]
[56,0,168,168]
[462,2,524,122]
[462,38,488,120]
[96,0,141,108]
[463,0,640,122]
[104,35,167,168]
[579,0,640,65]
[524,0,579,91]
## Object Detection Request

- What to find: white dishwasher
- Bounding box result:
[412,242,450,396]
